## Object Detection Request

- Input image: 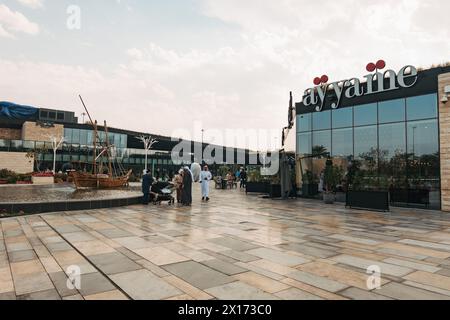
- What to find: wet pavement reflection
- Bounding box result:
[0,183,141,203]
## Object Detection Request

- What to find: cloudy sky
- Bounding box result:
[0,0,449,150]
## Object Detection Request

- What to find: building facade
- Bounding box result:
[296,64,450,211]
[0,102,258,178]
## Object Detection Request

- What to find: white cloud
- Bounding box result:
[1,1,449,150]
[0,4,39,38]
[16,0,44,9]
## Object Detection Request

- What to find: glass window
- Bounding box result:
[297,114,311,132]
[407,119,439,157]
[407,94,437,121]
[79,130,88,145]
[312,130,331,156]
[64,128,73,144]
[332,108,352,128]
[354,103,377,126]
[406,119,440,209]
[121,134,127,148]
[23,141,35,150]
[379,123,406,159]
[87,130,93,146]
[312,110,331,131]
[332,128,353,157]
[379,99,405,124]
[354,126,377,158]
[72,129,80,144]
[114,133,121,147]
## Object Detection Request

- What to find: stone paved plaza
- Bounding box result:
[2,187,450,300]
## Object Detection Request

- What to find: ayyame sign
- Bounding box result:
[303,64,418,112]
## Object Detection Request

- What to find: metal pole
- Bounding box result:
[201,129,204,162]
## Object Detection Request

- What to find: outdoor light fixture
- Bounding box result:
[442,85,450,104]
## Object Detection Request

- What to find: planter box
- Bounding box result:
[269,184,281,198]
[302,184,318,197]
[323,192,335,204]
[346,190,389,212]
[246,182,269,194]
[32,176,54,185]
[389,188,430,207]
[16,181,33,185]
[0,180,8,185]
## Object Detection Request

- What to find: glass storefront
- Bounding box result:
[64,128,127,149]
[296,93,440,209]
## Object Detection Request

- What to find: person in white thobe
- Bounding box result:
[200,165,212,201]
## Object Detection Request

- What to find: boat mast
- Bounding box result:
[93,120,97,174]
[104,120,113,177]
[79,95,100,174]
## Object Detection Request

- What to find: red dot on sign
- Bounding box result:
[376,60,386,70]
[314,77,321,86]
[366,63,376,72]
[321,75,329,83]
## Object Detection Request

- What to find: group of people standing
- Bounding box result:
[142,165,213,206]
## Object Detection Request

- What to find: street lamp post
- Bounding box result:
[49,135,65,174]
[201,129,204,163]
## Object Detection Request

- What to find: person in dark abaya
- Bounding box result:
[142,170,153,205]
[181,166,193,206]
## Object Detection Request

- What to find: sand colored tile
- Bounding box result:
[404,271,450,291]
[10,259,45,276]
[298,261,389,290]
[84,290,129,300]
[281,278,348,300]
[249,259,298,276]
[0,267,14,294]
[134,247,189,266]
[163,275,214,300]
[72,240,116,256]
[378,242,450,259]
[233,272,290,293]
[40,256,62,274]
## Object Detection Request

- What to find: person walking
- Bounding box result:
[240,168,247,189]
[181,166,193,206]
[172,169,183,203]
[142,169,153,205]
[200,165,212,201]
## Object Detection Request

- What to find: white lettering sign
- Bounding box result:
[302,65,418,112]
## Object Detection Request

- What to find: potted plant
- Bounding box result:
[246,169,270,194]
[323,161,343,204]
[269,175,281,198]
[301,170,318,197]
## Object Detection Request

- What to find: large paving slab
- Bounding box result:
[2,186,450,300]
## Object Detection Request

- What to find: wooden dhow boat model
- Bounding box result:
[72,95,132,189]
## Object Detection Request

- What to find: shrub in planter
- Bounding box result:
[7,176,17,184]
[54,173,68,183]
[323,161,343,204]
[0,169,15,179]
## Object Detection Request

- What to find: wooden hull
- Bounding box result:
[72,170,131,189]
